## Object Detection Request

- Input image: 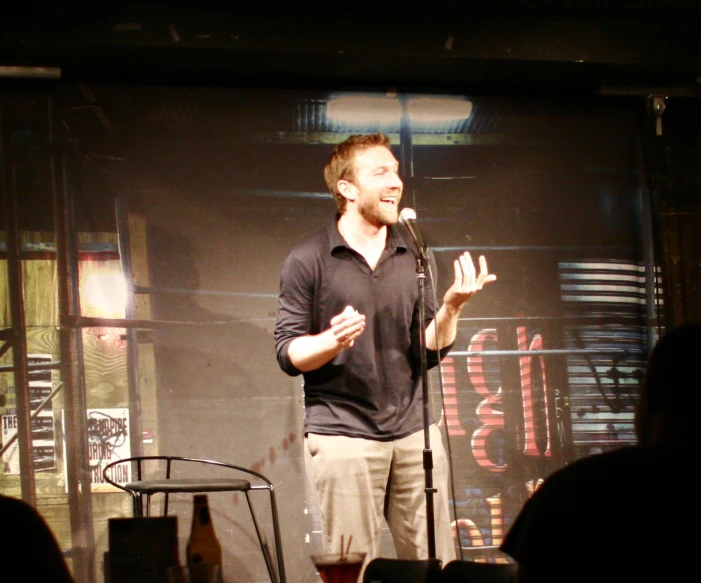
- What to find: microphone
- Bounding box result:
[398,207,428,258]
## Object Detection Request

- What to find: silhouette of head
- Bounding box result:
[635,323,701,446]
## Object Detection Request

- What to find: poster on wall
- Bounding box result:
[28,354,57,472]
[1,414,19,474]
[1,354,57,474]
[62,407,131,492]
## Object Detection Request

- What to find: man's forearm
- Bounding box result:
[287,331,344,372]
[425,303,461,351]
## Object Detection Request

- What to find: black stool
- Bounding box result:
[102,455,286,583]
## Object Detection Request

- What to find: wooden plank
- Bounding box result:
[128,212,158,456]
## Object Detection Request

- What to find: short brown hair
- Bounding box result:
[324,133,392,213]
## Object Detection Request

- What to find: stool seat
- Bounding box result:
[125,478,251,494]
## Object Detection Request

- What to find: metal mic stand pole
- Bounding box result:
[399,92,436,559]
[415,247,437,560]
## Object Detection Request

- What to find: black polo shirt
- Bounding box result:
[275,218,452,440]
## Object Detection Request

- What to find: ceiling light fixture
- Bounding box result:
[325,93,472,129]
[0,66,61,79]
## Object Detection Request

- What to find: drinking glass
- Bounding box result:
[310,552,367,583]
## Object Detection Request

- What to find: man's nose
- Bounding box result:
[389,172,403,188]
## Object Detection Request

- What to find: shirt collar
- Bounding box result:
[328,215,409,255]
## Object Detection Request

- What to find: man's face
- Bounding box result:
[347,145,403,226]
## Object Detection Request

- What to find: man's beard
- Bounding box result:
[357,193,399,227]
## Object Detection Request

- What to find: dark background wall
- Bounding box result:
[3,2,701,326]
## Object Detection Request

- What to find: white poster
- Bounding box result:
[62,407,131,492]
[87,407,131,492]
[1,414,19,474]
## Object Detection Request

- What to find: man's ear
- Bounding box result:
[337,179,356,202]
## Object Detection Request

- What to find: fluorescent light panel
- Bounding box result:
[0,66,62,79]
[326,94,472,127]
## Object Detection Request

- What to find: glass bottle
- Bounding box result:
[186,494,223,582]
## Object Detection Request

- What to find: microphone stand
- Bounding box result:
[400,94,437,560]
[414,245,437,560]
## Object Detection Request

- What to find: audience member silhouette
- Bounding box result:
[500,323,698,583]
[0,494,75,582]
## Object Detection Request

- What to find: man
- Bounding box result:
[275,133,496,564]
[500,323,699,583]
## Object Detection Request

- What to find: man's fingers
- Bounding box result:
[461,252,476,281]
[445,252,496,308]
[453,258,463,283]
[478,255,497,285]
[454,252,477,291]
[335,317,364,335]
[331,306,365,348]
[330,305,361,326]
[450,251,498,296]
[337,320,365,347]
